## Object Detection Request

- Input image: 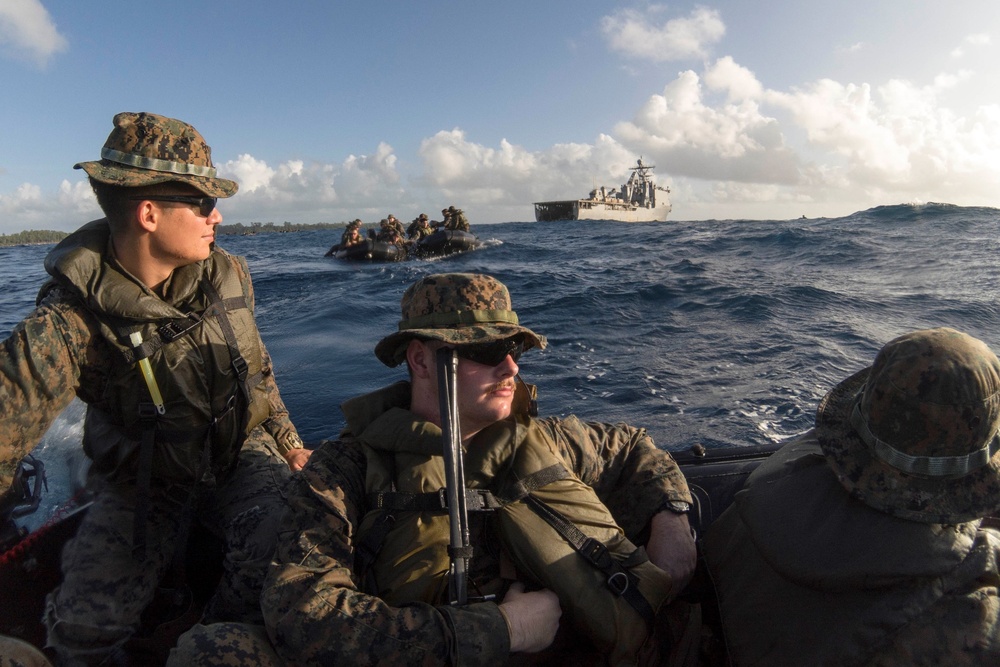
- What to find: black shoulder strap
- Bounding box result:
[522,494,657,628]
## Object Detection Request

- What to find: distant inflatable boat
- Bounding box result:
[325,239,408,262]
[325,230,482,262]
[412,229,482,258]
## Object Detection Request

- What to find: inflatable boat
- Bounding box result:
[0,441,780,664]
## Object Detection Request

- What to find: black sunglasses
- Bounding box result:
[454,338,525,366]
[129,195,217,217]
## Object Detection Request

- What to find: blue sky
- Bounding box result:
[2,1,999,232]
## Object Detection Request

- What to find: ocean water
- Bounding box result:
[2,203,999,473]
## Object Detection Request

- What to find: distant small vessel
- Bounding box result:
[534,158,672,222]
[324,230,482,262]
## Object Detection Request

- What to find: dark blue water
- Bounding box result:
[3,203,999,463]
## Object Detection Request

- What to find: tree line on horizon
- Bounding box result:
[217,221,348,235]
[0,230,69,247]
[0,222,350,247]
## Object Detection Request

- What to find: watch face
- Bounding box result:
[667,501,691,514]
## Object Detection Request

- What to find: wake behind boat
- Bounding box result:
[534,158,672,222]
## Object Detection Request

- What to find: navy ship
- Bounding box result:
[534,158,671,222]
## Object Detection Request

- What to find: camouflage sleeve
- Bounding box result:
[536,415,692,538]
[261,441,510,666]
[0,291,99,487]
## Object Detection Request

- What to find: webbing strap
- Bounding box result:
[200,279,262,404]
[355,510,396,594]
[523,494,657,628]
[131,402,158,559]
[495,464,570,504]
[366,488,502,513]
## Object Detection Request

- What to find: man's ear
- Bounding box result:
[134,199,158,233]
[406,339,434,379]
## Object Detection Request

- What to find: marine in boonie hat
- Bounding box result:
[816,327,1000,524]
[74,112,237,198]
[374,273,546,367]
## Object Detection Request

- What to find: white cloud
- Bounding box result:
[704,56,764,102]
[951,32,991,58]
[215,143,407,223]
[223,154,275,193]
[765,71,1000,197]
[417,129,638,209]
[613,69,801,183]
[600,5,725,62]
[0,179,96,231]
[0,0,67,67]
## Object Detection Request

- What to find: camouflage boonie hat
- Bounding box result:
[816,327,1000,524]
[74,112,237,198]
[374,273,546,367]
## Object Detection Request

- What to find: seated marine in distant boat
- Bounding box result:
[433,205,471,232]
[407,213,433,241]
[339,219,365,248]
[534,158,672,223]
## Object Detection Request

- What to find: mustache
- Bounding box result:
[487,380,516,393]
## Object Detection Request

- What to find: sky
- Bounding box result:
[1,0,999,232]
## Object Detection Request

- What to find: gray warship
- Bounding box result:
[533,158,672,222]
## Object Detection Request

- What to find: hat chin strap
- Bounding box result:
[101,147,218,178]
[850,400,1000,477]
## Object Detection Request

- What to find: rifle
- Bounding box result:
[437,348,471,605]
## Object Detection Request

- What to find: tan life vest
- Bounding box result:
[355,404,673,665]
[42,219,271,484]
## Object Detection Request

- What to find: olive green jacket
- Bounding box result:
[705,434,1000,666]
[0,219,302,487]
[262,381,691,666]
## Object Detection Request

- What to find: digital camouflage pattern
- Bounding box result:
[0,233,302,662]
[252,381,692,665]
[374,273,547,367]
[168,622,284,666]
[73,111,238,197]
[44,433,291,664]
[705,436,1000,667]
[817,327,1000,523]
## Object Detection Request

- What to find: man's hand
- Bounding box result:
[498,582,561,653]
[283,447,312,471]
[646,510,697,592]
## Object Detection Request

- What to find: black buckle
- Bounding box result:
[9,455,47,519]
[159,317,200,343]
[231,355,249,382]
[580,537,613,570]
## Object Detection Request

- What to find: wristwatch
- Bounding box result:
[659,500,691,515]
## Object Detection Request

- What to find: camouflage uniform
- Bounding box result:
[261,273,690,665]
[255,389,691,665]
[0,112,304,664]
[444,206,470,232]
[175,273,694,665]
[705,328,1000,666]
